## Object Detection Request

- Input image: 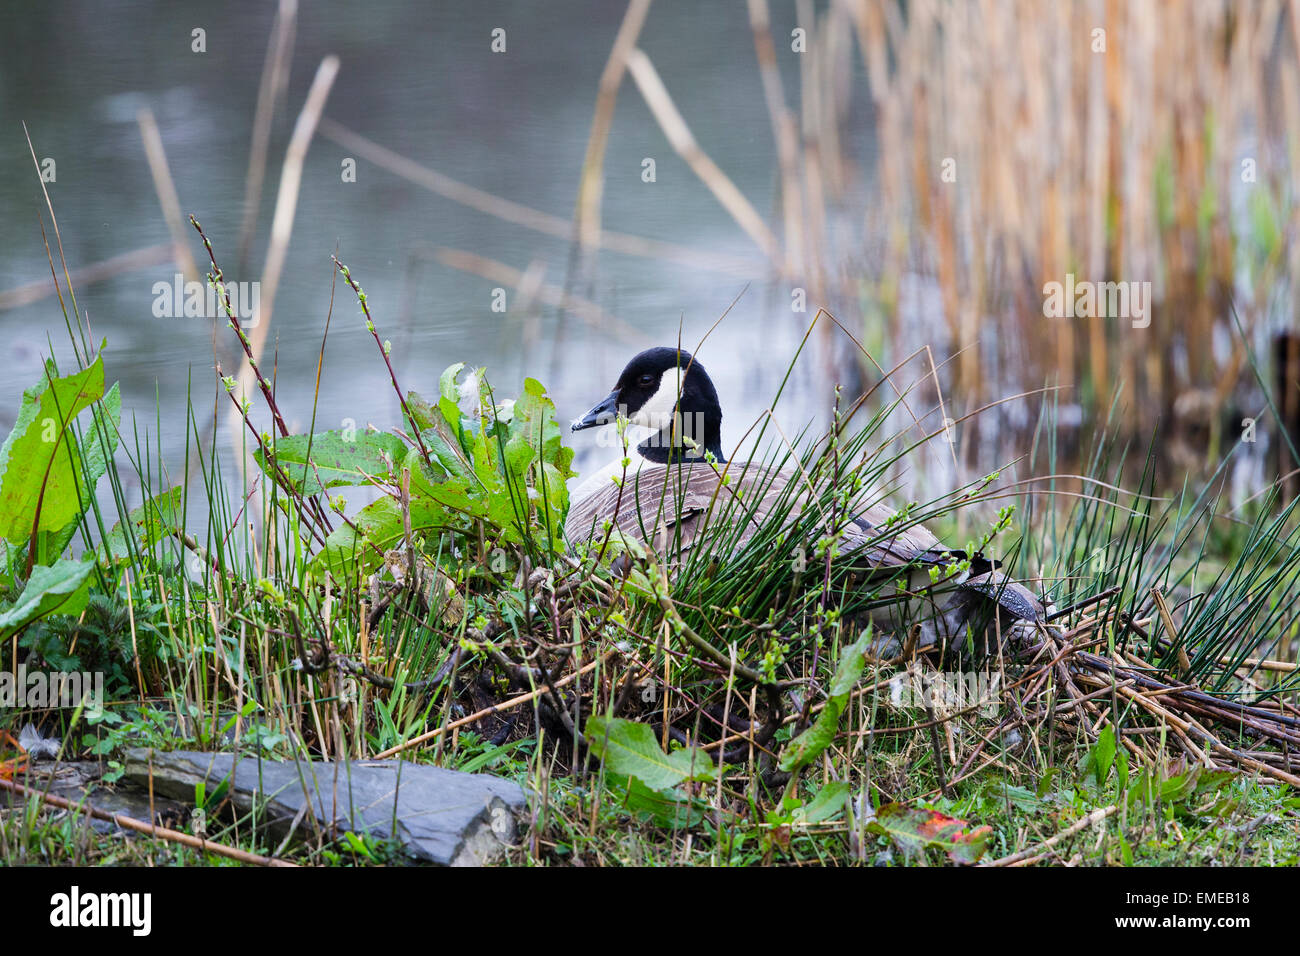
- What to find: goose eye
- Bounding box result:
[637,374,655,387]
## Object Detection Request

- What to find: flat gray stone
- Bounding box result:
[123,749,527,866]
[2,760,188,836]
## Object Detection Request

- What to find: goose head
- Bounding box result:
[571,347,725,463]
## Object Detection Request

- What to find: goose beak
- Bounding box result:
[571,389,620,431]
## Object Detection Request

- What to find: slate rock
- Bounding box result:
[2,760,187,836]
[124,748,527,866]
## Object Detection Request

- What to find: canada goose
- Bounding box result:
[567,346,1045,662]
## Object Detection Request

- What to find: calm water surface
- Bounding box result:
[0,1,880,507]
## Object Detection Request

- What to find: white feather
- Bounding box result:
[571,454,650,504]
[629,372,681,431]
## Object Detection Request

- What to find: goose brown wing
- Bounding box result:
[567,461,940,568]
[567,459,1043,626]
[565,460,794,554]
[959,570,1045,621]
[836,502,945,567]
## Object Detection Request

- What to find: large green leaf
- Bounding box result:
[305,366,577,576]
[453,371,575,550]
[405,390,438,431]
[74,382,121,503]
[439,363,467,405]
[794,781,851,824]
[46,382,122,557]
[308,457,466,579]
[309,497,407,580]
[255,429,409,496]
[780,628,874,772]
[100,486,187,562]
[1085,725,1118,788]
[617,773,708,829]
[585,716,714,791]
[1125,764,1238,813]
[506,377,575,541]
[0,558,96,638]
[407,390,472,480]
[436,363,472,454]
[0,357,106,543]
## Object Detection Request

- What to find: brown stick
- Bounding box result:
[136,108,202,283]
[236,0,298,269]
[984,803,1121,867]
[226,55,339,521]
[747,0,804,275]
[318,119,756,277]
[236,54,340,402]
[1225,656,1299,674]
[1113,682,1300,787]
[624,47,783,268]
[575,0,654,246]
[1151,586,1192,675]
[0,774,295,867]
[0,243,175,311]
[432,247,646,345]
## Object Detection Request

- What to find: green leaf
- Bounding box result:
[46,382,122,557]
[75,382,121,502]
[618,773,708,829]
[408,389,473,479]
[0,558,96,638]
[1036,767,1061,798]
[1086,725,1117,788]
[1118,830,1134,866]
[0,357,106,544]
[780,627,874,772]
[439,363,466,405]
[1249,188,1280,258]
[507,376,576,542]
[585,716,714,791]
[1115,742,1130,792]
[100,486,186,562]
[981,783,1047,812]
[420,427,473,481]
[308,369,578,576]
[309,496,407,580]
[1124,765,1237,812]
[794,781,851,824]
[458,738,533,774]
[308,457,467,579]
[255,430,409,496]
[405,391,438,431]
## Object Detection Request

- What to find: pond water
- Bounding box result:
[0,0,880,511]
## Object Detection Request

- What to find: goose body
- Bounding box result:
[568,347,1044,661]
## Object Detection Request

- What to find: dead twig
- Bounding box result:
[0,774,295,867]
[984,803,1121,867]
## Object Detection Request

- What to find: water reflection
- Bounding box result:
[0,2,845,470]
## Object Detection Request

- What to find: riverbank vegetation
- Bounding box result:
[2,217,1297,867]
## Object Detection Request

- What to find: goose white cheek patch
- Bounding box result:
[629,374,681,431]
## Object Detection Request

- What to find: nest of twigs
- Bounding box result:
[998,592,1300,789]
[310,551,1300,795]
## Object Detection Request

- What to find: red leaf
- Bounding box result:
[868,803,993,864]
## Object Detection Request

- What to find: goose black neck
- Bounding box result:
[637,421,725,464]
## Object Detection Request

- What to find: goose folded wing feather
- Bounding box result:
[565,346,1045,664]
